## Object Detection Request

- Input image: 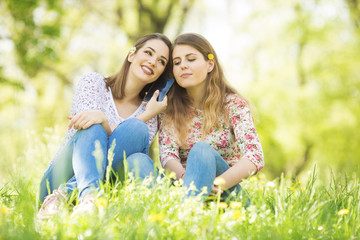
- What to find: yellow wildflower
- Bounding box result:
[337,209,350,216]
[149,213,164,222]
[168,172,176,179]
[289,186,295,191]
[249,176,258,182]
[230,201,242,209]
[207,53,214,60]
[218,202,228,209]
[232,210,242,220]
[213,177,226,186]
[0,206,9,214]
[95,197,108,208]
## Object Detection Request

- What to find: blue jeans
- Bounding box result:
[183,142,242,198]
[126,142,248,203]
[39,118,149,202]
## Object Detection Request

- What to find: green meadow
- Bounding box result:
[1,0,360,239]
[0,132,359,239]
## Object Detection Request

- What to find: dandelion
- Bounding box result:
[168,171,176,180]
[218,202,228,209]
[95,197,108,208]
[214,177,226,186]
[289,186,295,191]
[232,210,242,220]
[0,206,9,214]
[337,209,349,216]
[230,201,242,209]
[148,213,164,222]
[249,176,258,182]
[207,53,214,60]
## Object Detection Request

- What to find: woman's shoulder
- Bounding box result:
[225,93,248,107]
[78,72,106,86]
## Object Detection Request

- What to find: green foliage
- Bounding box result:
[0,161,359,239]
[5,0,63,77]
[1,0,359,190]
[0,135,359,239]
[241,0,360,178]
[0,0,195,175]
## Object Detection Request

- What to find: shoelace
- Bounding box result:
[41,190,66,207]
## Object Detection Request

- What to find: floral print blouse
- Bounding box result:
[159,94,264,171]
[55,72,158,159]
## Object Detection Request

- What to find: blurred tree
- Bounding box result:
[345,0,360,28]
[229,0,360,179]
[4,0,64,78]
[0,0,195,180]
[115,0,195,42]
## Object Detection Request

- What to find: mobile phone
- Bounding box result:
[143,77,174,102]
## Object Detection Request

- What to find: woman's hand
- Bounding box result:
[209,185,224,196]
[136,90,168,122]
[144,90,168,116]
[68,110,107,131]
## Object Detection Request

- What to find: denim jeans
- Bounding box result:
[39,118,149,202]
[125,142,248,203]
[183,142,245,200]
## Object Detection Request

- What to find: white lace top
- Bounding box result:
[56,72,158,156]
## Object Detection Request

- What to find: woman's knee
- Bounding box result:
[114,118,149,140]
[126,153,152,167]
[76,124,107,140]
[126,118,149,137]
[190,142,213,157]
[126,153,155,177]
[187,142,215,165]
[192,142,212,151]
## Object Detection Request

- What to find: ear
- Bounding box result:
[128,52,135,63]
[207,59,215,73]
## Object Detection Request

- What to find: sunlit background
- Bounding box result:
[1,0,359,184]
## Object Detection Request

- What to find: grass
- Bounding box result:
[0,131,359,239]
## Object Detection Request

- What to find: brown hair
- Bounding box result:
[166,33,250,146]
[105,33,172,99]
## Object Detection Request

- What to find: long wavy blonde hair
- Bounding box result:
[166,33,250,147]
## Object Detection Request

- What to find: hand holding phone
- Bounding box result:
[143,77,174,102]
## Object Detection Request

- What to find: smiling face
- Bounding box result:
[172,44,214,92]
[128,39,170,84]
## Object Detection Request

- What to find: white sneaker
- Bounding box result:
[37,190,68,219]
[70,195,97,218]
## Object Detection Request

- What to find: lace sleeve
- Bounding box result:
[70,72,106,116]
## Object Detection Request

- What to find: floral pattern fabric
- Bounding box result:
[159,94,264,171]
[55,72,158,159]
